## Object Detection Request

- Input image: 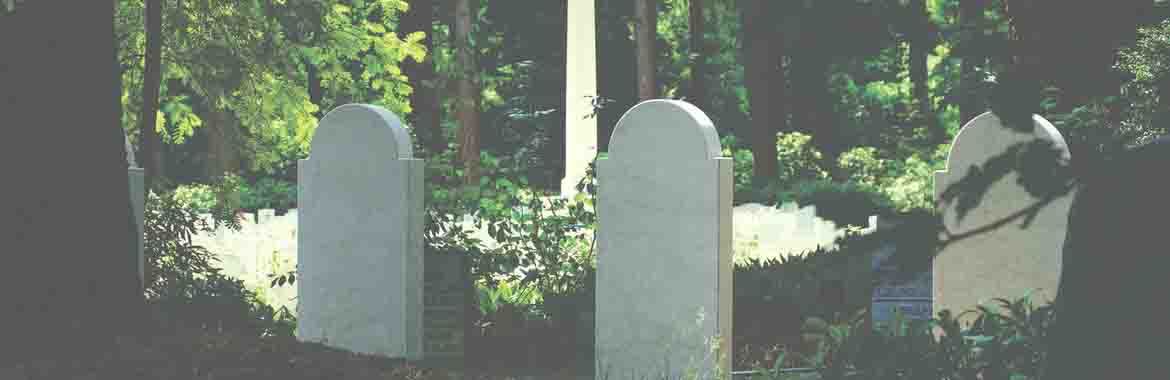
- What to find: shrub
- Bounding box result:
[839,144,949,212]
[237,177,297,212]
[143,190,295,338]
[170,183,218,213]
[776,179,898,227]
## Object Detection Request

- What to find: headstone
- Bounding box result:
[933,112,1072,320]
[423,252,470,364]
[596,100,733,379]
[796,205,816,235]
[870,243,933,330]
[126,132,145,289]
[297,104,425,360]
[562,0,598,197]
[257,209,275,224]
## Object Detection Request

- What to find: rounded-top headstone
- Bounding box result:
[933,111,1073,322]
[608,99,722,163]
[309,104,414,162]
[938,112,1071,232]
[596,99,733,379]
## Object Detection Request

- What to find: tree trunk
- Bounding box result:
[140,0,165,189]
[635,0,657,100]
[908,0,940,144]
[306,58,323,119]
[959,0,986,126]
[688,0,706,109]
[454,0,480,185]
[205,106,240,180]
[789,8,842,179]
[1,0,140,365]
[400,0,445,155]
[741,0,779,182]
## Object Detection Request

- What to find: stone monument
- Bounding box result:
[297,104,425,360]
[596,100,733,379]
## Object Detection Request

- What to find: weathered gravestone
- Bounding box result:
[933,112,1073,320]
[126,131,145,289]
[423,252,471,364]
[297,104,424,360]
[596,100,733,379]
[870,238,932,329]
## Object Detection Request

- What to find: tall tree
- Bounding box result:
[789,2,844,178]
[959,0,987,125]
[740,0,780,182]
[399,0,445,155]
[139,0,164,188]
[908,0,939,143]
[2,0,140,364]
[454,0,481,184]
[635,0,657,100]
[688,0,707,109]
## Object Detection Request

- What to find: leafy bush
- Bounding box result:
[839,144,949,212]
[776,179,898,227]
[724,132,830,204]
[237,177,297,212]
[169,175,246,214]
[799,294,1055,380]
[143,190,295,338]
[169,183,218,213]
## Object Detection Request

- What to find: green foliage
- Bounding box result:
[1112,19,1170,146]
[169,183,218,214]
[475,278,543,318]
[237,177,297,212]
[839,143,949,212]
[721,135,757,197]
[776,132,831,184]
[799,294,1055,380]
[726,132,830,204]
[116,0,423,179]
[168,174,250,216]
[144,190,294,338]
[776,179,898,228]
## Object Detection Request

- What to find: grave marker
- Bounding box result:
[596,100,733,379]
[934,112,1072,321]
[297,104,425,360]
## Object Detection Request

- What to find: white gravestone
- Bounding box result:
[596,100,733,379]
[126,132,145,289]
[562,0,599,196]
[257,209,275,224]
[297,104,425,360]
[934,112,1073,321]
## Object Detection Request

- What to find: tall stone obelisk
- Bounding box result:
[562,0,598,197]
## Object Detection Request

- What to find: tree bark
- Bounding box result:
[959,0,986,126]
[454,0,480,184]
[204,106,240,180]
[789,4,842,179]
[741,0,779,182]
[140,0,165,188]
[908,0,940,144]
[1,0,140,365]
[688,0,706,110]
[399,0,445,155]
[306,57,323,119]
[635,0,657,100]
